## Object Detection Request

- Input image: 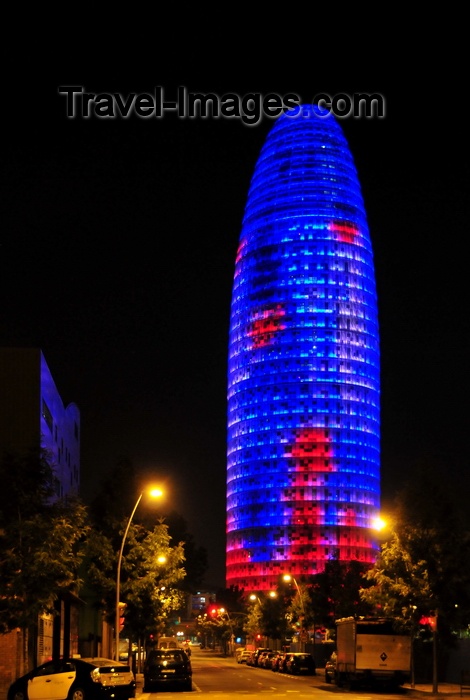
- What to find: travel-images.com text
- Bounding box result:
[58,87,385,126]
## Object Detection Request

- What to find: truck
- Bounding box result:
[333,616,411,689]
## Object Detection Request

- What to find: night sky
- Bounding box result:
[2,75,469,590]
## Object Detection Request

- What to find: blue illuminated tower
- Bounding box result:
[226,105,380,592]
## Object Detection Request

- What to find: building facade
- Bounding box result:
[226,105,380,591]
[0,347,80,499]
[0,348,82,695]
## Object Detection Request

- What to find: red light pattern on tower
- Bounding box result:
[328,220,359,243]
[247,304,286,348]
[289,427,333,473]
[235,238,247,266]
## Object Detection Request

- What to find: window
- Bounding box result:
[42,400,53,433]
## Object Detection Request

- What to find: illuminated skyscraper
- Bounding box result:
[226,105,380,592]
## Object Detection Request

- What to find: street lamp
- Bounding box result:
[115,487,163,662]
[283,574,306,652]
[218,608,235,656]
[249,591,277,604]
[372,515,386,532]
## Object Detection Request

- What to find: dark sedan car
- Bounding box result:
[143,648,192,692]
[7,657,136,700]
[284,652,316,675]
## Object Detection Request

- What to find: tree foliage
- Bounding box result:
[0,449,90,634]
[361,463,470,641]
[310,559,374,631]
[260,595,289,641]
[88,457,207,592]
[281,578,313,636]
[84,458,191,643]
[121,520,187,639]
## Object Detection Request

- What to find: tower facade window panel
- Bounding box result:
[226,105,380,592]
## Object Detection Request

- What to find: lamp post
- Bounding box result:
[115,487,163,662]
[431,610,438,695]
[283,574,306,652]
[218,608,234,656]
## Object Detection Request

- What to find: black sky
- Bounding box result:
[1,75,469,589]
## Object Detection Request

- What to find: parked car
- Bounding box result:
[237,650,252,664]
[271,652,288,672]
[7,657,136,700]
[245,651,257,666]
[278,652,291,673]
[257,651,276,669]
[263,651,281,670]
[284,652,316,675]
[252,648,272,667]
[325,651,337,683]
[234,647,246,662]
[143,648,192,692]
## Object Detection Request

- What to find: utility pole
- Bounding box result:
[431,611,438,695]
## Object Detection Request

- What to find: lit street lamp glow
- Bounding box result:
[249,591,277,604]
[115,487,163,662]
[372,516,386,531]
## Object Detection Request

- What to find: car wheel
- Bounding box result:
[11,690,26,700]
[69,687,85,700]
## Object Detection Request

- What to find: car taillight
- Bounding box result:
[90,669,103,684]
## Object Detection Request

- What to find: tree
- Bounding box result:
[243,601,262,642]
[0,448,90,664]
[282,579,309,628]
[118,520,187,641]
[84,517,187,646]
[259,595,289,644]
[361,464,470,635]
[84,458,192,654]
[195,611,221,649]
[310,559,374,634]
[360,464,470,689]
[88,457,208,591]
[360,529,432,624]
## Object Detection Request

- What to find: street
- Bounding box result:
[135,645,436,699]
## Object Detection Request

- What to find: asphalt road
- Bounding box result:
[135,646,464,698]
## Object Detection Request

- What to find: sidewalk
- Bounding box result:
[135,673,144,694]
[402,682,464,697]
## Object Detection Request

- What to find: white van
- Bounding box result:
[157,636,182,650]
